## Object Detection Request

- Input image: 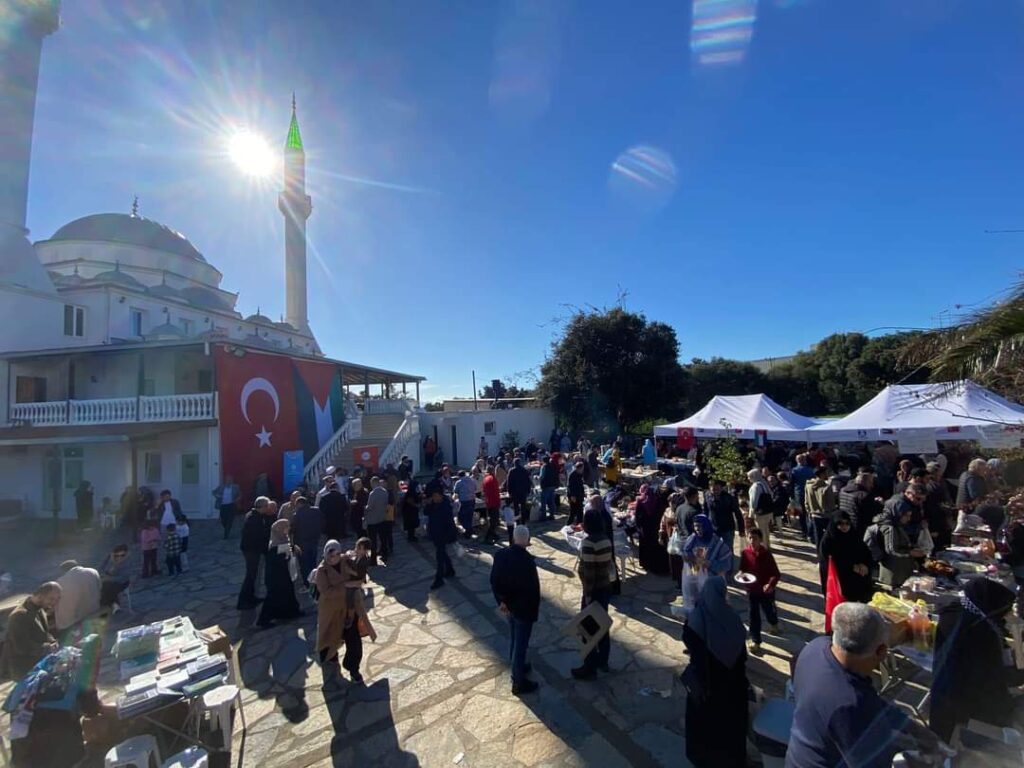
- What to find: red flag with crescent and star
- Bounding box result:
[215,346,301,505]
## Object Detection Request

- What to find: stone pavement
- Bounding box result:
[0,518,833,767]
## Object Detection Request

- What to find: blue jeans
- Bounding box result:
[457,500,476,534]
[582,588,611,671]
[508,616,534,685]
[810,515,829,547]
[541,488,557,518]
[434,542,453,582]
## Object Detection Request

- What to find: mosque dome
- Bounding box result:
[146,274,183,301]
[244,310,274,326]
[49,213,206,263]
[89,262,145,290]
[178,285,234,311]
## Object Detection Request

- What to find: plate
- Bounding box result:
[734,572,756,585]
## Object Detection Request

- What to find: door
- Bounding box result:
[42,450,62,517]
[450,425,458,468]
[179,452,200,511]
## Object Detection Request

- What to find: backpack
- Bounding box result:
[863,524,884,562]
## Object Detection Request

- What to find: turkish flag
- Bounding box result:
[353,445,379,471]
[824,558,846,634]
[215,346,301,507]
[676,427,694,450]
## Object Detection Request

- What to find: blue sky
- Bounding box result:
[27,0,1024,400]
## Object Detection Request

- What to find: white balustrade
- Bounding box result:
[9,393,215,426]
[70,397,137,425]
[139,393,215,422]
[380,414,420,469]
[10,401,67,426]
[363,399,414,416]
[304,416,361,488]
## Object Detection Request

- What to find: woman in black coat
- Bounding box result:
[817,511,874,603]
[682,576,749,767]
[930,578,1024,742]
[258,520,303,628]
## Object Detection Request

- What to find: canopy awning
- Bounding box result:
[805,381,1024,443]
[654,394,817,441]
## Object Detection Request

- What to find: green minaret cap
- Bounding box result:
[286,93,303,151]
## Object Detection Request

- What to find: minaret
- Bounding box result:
[0,0,60,293]
[278,95,312,334]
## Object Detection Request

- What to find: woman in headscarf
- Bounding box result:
[682,576,749,767]
[682,514,732,577]
[641,438,657,468]
[313,540,377,686]
[817,511,874,603]
[634,484,668,575]
[930,578,1024,742]
[257,520,302,628]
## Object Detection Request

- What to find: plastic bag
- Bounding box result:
[667,530,684,556]
[916,527,934,556]
[287,554,299,583]
[501,505,516,525]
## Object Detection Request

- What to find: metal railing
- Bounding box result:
[10,392,216,426]
[379,413,420,470]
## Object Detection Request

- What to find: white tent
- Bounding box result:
[654,394,817,441]
[805,380,1024,445]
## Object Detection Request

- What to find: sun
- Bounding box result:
[228,130,275,178]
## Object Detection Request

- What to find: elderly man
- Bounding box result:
[787,603,941,767]
[55,560,100,633]
[0,582,61,680]
[955,458,989,511]
[364,477,391,566]
[490,525,541,696]
[237,496,275,610]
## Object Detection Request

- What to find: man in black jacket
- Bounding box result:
[490,525,541,696]
[567,461,586,526]
[838,468,881,539]
[704,478,744,565]
[677,486,703,536]
[506,458,533,526]
[236,496,275,609]
[539,457,559,521]
[318,477,349,541]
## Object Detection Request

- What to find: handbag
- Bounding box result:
[287,555,299,583]
[385,504,396,522]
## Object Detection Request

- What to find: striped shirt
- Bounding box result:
[577,536,615,595]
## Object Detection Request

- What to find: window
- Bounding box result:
[197,370,213,392]
[130,308,144,337]
[180,452,199,485]
[143,379,156,396]
[144,452,162,484]
[179,318,192,335]
[15,376,46,403]
[63,445,83,490]
[484,421,497,436]
[63,304,85,337]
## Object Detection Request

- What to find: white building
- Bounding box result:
[0,2,423,520]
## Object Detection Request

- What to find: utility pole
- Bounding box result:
[472,370,478,411]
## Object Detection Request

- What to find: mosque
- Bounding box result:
[0,1,423,519]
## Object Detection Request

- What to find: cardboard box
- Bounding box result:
[198,625,231,658]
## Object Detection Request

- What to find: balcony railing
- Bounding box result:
[363,398,416,415]
[10,393,216,427]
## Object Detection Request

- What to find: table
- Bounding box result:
[562,527,634,576]
[618,468,659,486]
[879,644,933,722]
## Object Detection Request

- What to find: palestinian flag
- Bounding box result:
[293,359,347,463]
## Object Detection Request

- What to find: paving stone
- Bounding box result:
[395,623,436,646]
[345,698,393,731]
[455,694,537,743]
[396,670,455,710]
[511,721,570,765]
[631,723,690,767]
[401,720,465,768]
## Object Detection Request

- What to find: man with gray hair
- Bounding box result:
[787,603,941,767]
[236,495,275,610]
[489,525,541,696]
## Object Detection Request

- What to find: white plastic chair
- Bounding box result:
[104,735,162,768]
[200,684,241,751]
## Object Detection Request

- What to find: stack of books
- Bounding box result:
[115,687,181,719]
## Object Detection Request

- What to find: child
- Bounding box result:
[175,513,190,572]
[140,519,161,578]
[164,523,183,577]
[738,527,781,653]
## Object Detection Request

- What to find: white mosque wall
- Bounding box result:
[36,240,223,289]
[0,285,67,352]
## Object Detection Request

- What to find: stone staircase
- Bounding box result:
[335,412,405,470]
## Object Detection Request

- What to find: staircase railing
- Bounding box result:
[303,410,362,488]
[379,412,420,471]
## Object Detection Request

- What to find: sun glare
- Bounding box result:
[228,130,275,178]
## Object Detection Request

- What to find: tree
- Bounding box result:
[702,422,750,488]
[684,358,768,414]
[902,282,1024,401]
[536,307,687,433]
[847,332,929,404]
[479,379,534,400]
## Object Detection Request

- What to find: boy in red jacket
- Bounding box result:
[739,526,781,652]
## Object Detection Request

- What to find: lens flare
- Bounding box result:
[690,0,758,67]
[227,130,276,178]
[609,145,678,214]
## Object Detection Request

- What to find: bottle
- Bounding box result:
[908,605,931,652]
